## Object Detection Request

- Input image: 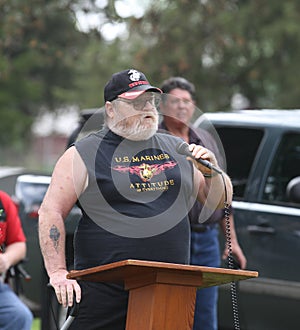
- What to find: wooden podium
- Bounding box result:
[67,259,258,330]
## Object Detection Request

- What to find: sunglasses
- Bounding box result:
[116,92,161,111]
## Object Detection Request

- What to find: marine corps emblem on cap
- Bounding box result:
[128,69,142,82]
[104,69,162,102]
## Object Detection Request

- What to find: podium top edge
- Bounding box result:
[67,259,258,279]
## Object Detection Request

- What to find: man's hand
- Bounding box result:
[49,269,81,308]
[222,242,247,270]
[187,143,219,176]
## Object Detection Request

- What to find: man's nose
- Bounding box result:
[177,99,187,107]
[143,100,155,110]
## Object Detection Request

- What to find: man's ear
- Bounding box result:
[105,101,115,119]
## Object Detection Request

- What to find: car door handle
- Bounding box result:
[247,225,276,234]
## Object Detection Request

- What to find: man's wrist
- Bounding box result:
[203,171,219,178]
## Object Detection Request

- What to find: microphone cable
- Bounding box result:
[176,141,241,329]
[220,172,241,330]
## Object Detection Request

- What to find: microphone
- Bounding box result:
[176,141,222,174]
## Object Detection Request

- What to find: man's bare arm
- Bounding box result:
[38,146,87,307]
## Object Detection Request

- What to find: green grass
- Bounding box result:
[31,318,40,330]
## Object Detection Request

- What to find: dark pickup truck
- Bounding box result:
[64,108,300,330]
[194,109,300,330]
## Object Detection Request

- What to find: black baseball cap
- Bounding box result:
[104,69,162,102]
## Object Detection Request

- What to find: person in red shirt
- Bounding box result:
[0,190,33,330]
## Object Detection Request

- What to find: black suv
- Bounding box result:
[194,110,300,330]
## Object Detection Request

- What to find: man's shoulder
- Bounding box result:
[75,128,107,152]
[191,126,216,142]
[155,131,182,143]
[191,126,226,169]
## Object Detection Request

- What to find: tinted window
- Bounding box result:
[215,127,264,199]
[263,132,300,205]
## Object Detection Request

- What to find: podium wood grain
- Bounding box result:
[67,259,258,330]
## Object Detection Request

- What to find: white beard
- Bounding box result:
[108,113,159,141]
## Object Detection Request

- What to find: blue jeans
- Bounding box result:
[190,227,220,330]
[0,282,33,330]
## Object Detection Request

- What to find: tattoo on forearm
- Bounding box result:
[49,225,60,252]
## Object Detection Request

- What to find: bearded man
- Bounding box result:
[38,69,232,330]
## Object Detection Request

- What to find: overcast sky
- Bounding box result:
[75,0,150,40]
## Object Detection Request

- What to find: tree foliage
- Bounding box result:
[0,0,86,149]
[1,0,300,164]
[124,0,300,111]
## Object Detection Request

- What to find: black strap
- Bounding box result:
[0,197,6,222]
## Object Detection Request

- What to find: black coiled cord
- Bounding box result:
[221,173,241,330]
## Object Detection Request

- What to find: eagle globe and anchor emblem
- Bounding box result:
[128,69,141,81]
[113,161,178,182]
[139,163,157,181]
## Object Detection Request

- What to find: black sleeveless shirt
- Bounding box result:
[72,128,196,329]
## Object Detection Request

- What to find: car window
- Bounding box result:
[262,132,300,206]
[16,182,49,207]
[214,126,264,200]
